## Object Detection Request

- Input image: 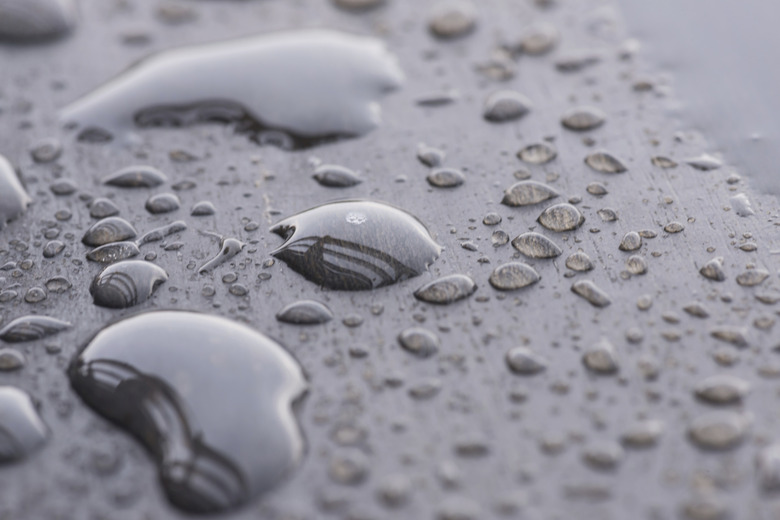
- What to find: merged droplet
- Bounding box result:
[90,260,168,309]
[82,217,138,247]
[313,165,362,188]
[0,315,70,343]
[0,0,76,41]
[86,241,141,264]
[276,300,334,325]
[584,151,627,173]
[103,165,167,188]
[488,262,540,291]
[61,30,404,149]
[517,143,556,164]
[414,274,476,304]
[0,154,32,231]
[0,387,48,463]
[511,232,562,259]
[537,203,584,232]
[571,280,611,307]
[271,201,441,291]
[68,312,308,513]
[501,180,559,207]
[560,106,605,131]
[198,238,245,274]
[482,90,532,122]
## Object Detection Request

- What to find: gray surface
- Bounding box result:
[0,0,779,519]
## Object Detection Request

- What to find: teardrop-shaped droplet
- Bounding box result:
[505,346,547,375]
[276,300,334,325]
[271,201,441,290]
[0,0,76,41]
[198,238,245,274]
[414,274,476,304]
[571,280,611,307]
[313,165,362,188]
[68,311,308,513]
[0,387,48,463]
[537,203,584,232]
[86,241,141,264]
[145,193,181,214]
[511,232,562,259]
[61,30,404,149]
[82,217,138,247]
[0,154,32,231]
[584,151,627,173]
[102,165,167,188]
[398,327,440,358]
[488,262,540,291]
[483,90,532,122]
[560,106,605,131]
[565,251,594,272]
[501,180,559,207]
[0,315,71,343]
[517,143,556,164]
[90,260,168,309]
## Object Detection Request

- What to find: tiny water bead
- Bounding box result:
[0,387,48,463]
[271,201,441,291]
[90,260,168,309]
[414,274,476,304]
[69,312,308,513]
[0,154,32,231]
[276,300,334,325]
[0,316,70,343]
[0,0,76,41]
[61,30,404,149]
[501,180,559,207]
[103,165,167,188]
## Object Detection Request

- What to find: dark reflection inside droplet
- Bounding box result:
[0,386,48,463]
[270,200,441,291]
[0,155,32,231]
[68,312,308,513]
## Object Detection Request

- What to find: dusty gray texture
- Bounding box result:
[0,0,779,519]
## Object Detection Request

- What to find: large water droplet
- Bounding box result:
[0,315,70,343]
[414,274,476,304]
[271,201,441,291]
[0,0,76,41]
[501,180,559,207]
[0,154,31,231]
[61,30,404,149]
[0,387,48,463]
[68,311,308,513]
[90,260,168,309]
[511,232,562,258]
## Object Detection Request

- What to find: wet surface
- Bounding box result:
[0,0,779,519]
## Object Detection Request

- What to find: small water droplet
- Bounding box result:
[89,197,120,219]
[45,276,72,293]
[332,0,385,11]
[427,168,465,188]
[700,257,726,282]
[145,193,181,214]
[505,346,547,375]
[491,230,510,247]
[596,207,618,222]
[398,327,440,358]
[729,193,754,217]
[517,143,556,164]
[664,221,684,233]
[736,269,769,287]
[651,156,677,169]
[198,238,245,274]
[582,440,623,470]
[694,375,750,405]
[710,327,748,348]
[428,0,477,39]
[313,165,362,188]
[620,420,663,448]
[0,0,76,41]
[488,262,540,291]
[688,411,748,450]
[571,280,611,307]
[555,50,601,72]
[501,180,559,207]
[42,240,65,258]
[102,165,167,188]
[511,232,562,258]
[30,138,62,163]
[584,151,627,173]
[191,201,216,216]
[417,143,446,168]
[90,260,168,309]
[24,287,47,304]
[586,182,608,196]
[0,155,31,231]
[683,302,709,318]
[0,349,25,371]
[618,231,642,251]
[625,255,647,275]
[561,106,605,131]
[414,274,477,304]
[482,90,532,122]
[482,212,501,226]
[582,338,618,373]
[276,300,334,325]
[537,203,584,232]
[685,154,722,171]
[517,22,558,55]
[565,251,594,272]
[49,179,77,196]
[757,444,780,492]
[86,241,141,264]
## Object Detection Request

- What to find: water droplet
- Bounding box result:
[102,165,167,188]
[555,50,601,72]
[517,22,558,55]
[688,411,748,450]
[680,497,729,520]
[136,220,187,246]
[582,441,623,470]
[198,238,245,274]
[414,274,476,304]
[377,474,411,509]
[685,154,722,171]
[145,193,181,214]
[49,179,77,196]
[82,217,138,247]
[482,90,532,122]
[501,180,559,207]
[586,182,608,196]
[271,201,441,290]
[488,262,540,291]
[398,327,440,358]
[24,287,47,304]
[89,197,120,219]
[90,260,168,309]
[517,143,556,164]
[710,327,748,348]
[328,451,368,485]
[0,315,70,343]
[427,168,465,188]
[86,241,141,264]
[736,269,769,287]
[694,375,750,405]
[417,143,446,168]
[683,302,709,318]
[511,232,562,258]
[491,230,510,247]
[620,420,663,448]
[191,201,216,217]
[313,165,362,188]
[69,311,307,513]
[0,387,47,463]
[0,155,31,231]
[428,1,477,39]
[625,255,647,275]
[62,30,404,149]
[42,240,65,258]
[729,193,754,217]
[664,221,684,233]
[30,138,62,163]
[584,151,627,173]
[505,346,547,375]
[276,300,334,325]
[537,203,584,232]
[651,156,677,169]
[482,212,501,226]
[618,231,642,251]
[332,0,385,11]
[596,208,618,222]
[700,257,726,282]
[0,349,25,371]
[565,251,594,272]
[582,338,618,373]
[45,276,72,293]
[637,294,653,310]
[0,0,76,41]
[572,280,611,307]
[561,106,605,131]
[757,444,780,492]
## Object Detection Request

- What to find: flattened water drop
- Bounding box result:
[0,0,76,41]
[501,180,559,207]
[482,90,532,122]
[685,154,722,171]
[0,387,47,463]
[561,106,605,131]
[199,238,245,274]
[271,201,441,291]
[537,203,584,232]
[694,375,750,405]
[584,151,627,173]
[191,201,216,217]
[511,232,561,259]
[86,241,141,264]
[145,193,181,214]
[736,269,769,287]
[517,143,556,164]
[0,315,70,343]
[313,165,362,188]
[664,221,684,233]
[103,166,167,188]
[414,274,476,304]
[61,30,403,149]
[571,280,611,307]
[688,411,748,450]
[0,154,31,231]
[82,217,138,247]
[488,262,540,291]
[505,347,547,375]
[68,312,307,513]
[398,327,440,358]
[90,260,168,309]
[276,300,334,325]
[565,251,594,272]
